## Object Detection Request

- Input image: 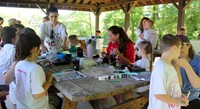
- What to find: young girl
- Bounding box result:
[135,17,149,47]
[106,26,135,65]
[14,33,53,109]
[135,41,152,72]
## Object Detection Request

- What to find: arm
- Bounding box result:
[174,58,200,88]
[155,94,188,106]
[172,61,182,87]
[31,67,53,99]
[3,61,18,85]
[116,52,132,64]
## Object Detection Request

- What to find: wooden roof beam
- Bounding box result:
[0,0,96,9]
[169,0,178,8]
[100,0,151,8]
[183,0,194,10]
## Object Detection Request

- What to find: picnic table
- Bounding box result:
[45,64,149,109]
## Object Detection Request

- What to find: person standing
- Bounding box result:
[40,6,68,53]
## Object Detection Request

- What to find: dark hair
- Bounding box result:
[47,6,58,15]
[198,34,200,36]
[96,30,101,33]
[138,41,153,72]
[13,24,25,31]
[179,27,185,31]
[160,34,181,52]
[0,17,3,21]
[108,26,133,54]
[43,16,49,20]
[69,35,78,40]
[15,33,41,61]
[20,27,36,35]
[139,17,149,33]
[0,26,17,44]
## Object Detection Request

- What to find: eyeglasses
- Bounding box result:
[181,42,189,46]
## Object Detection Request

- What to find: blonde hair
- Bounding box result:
[8,18,17,26]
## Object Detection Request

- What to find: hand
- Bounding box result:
[114,50,121,56]
[178,95,189,107]
[101,52,107,58]
[41,46,47,53]
[62,44,68,51]
[0,91,9,97]
[172,58,190,69]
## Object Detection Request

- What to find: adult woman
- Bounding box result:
[174,36,200,109]
[40,6,68,53]
[135,17,149,47]
[106,26,135,64]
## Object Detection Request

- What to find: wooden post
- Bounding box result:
[91,7,101,32]
[95,13,100,32]
[62,96,77,109]
[177,0,185,30]
[121,2,137,36]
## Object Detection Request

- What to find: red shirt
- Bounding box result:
[107,41,135,63]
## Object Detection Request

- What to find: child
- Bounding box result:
[135,17,149,47]
[68,35,79,52]
[148,34,189,109]
[143,20,158,49]
[135,41,152,72]
[106,26,135,65]
[0,27,17,109]
[14,33,53,109]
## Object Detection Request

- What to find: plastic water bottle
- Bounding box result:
[87,39,93,59]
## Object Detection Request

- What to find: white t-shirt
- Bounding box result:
[148,60,181,109]
[143,29,158,49]
[135,28,144,47]
[0,44,17,104]
[135,58,150,71]
[0,44,15,84]
[40,21,67,52]
[15,60,49,109]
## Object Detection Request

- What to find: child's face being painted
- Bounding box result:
[49,12,58,23]
[171,44,181,59]
[136,47,145,57]
[70,37,79,46]
[108,30,119,43]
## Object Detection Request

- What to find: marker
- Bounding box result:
[187,91,190,98]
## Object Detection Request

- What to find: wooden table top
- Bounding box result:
[45,64,149,102]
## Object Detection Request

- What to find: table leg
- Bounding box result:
[123,91,133,101]
[62,96,77,109]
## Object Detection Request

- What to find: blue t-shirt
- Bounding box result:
[181,54,200,101]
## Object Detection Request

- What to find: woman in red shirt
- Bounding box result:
[106,26,135,64]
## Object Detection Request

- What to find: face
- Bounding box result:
[49,12,58,23]
[108,30,119,43]
[0,20,3,26]
[142,19,147,27]
[135,47,145,57]
[179,42,190,58]
[43,18,48,23]
[32,47,41,59]
[71,37,79,46]
[173,44,181,59]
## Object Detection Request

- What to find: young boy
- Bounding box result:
[68,35,79,52]
[148,34,189,109]
[0,27,17,109]
[143,20,158,49]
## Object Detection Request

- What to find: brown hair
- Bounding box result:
[188,45,195,59]
[160,34,181,52]
[139,17,149,33]
[138,41,153,72]
[108,26,133,54]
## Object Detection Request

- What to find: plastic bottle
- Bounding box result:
[87,39,93,59]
